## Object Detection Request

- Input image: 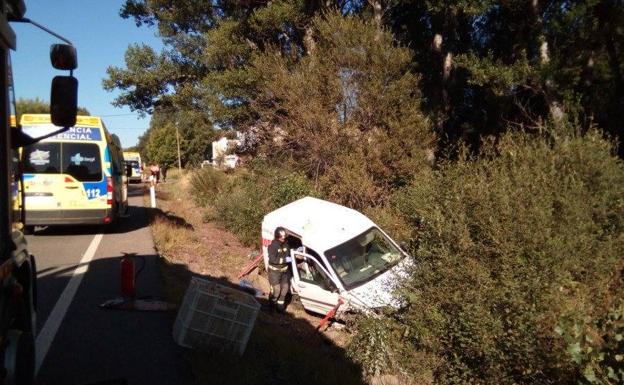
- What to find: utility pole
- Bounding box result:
[175,122,182,172]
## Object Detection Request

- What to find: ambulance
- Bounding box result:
[262,197,412,316]
[20,114,129,230]
[122,151,143,183]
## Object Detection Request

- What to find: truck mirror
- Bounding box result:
[50,75,77,127]
[50,44,77,70]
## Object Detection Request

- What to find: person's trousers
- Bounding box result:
[268,269,290,311]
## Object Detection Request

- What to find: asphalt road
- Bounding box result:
[27,184,193,385]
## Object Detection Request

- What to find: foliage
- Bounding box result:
[110,1,624,155]
[16,97,90,119]
[145,123,178,166]
[348,130,624,385]
[557,301,624,385]
[252,13,433,209]
[189,166,226,207]
[142,108,216,166]
[191,162,315,246]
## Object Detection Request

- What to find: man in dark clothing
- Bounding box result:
[267,227,292,312]
[160,163,168,182]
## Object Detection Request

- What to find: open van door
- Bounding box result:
[290,250,341,315]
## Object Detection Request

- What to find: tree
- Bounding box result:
[145,122,177,165]
[251,13,434,208]
[16,97,90,119]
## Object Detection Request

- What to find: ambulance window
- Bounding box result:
[23,143,61,174]
[62,143,103,182]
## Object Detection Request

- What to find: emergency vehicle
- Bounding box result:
[20,114,129,229]
[122,151,142,182]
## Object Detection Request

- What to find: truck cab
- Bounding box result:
[262,197,412,316]
[0,1,77,383]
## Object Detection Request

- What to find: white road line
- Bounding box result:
[35,233,104,375]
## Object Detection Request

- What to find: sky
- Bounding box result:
[11,0,163,148]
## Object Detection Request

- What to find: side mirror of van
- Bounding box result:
[126,164,133,178]
[50,75,78,127]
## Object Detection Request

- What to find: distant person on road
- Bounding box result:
[160,163,168,182]
[149,164,160,184]
[267,227,292,313]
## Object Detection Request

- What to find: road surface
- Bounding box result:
[27,184,193,385]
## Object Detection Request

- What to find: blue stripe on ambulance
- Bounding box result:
[82,180,107,200]
[81,146,112,201]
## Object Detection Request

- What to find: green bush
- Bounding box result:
[198,164,316,246]
[349,130,624,385]
[558,300,624,385]
[190,167,226,206]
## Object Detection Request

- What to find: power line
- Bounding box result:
[98,113,144,117]
[109,127,149,130]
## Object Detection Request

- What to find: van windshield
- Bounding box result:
[324,227,404,289]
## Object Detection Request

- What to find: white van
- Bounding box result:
[262,197,412,316]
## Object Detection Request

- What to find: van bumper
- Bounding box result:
[25,208,113,226]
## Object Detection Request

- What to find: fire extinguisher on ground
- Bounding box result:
[120,253,146,298]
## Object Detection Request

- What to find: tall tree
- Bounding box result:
[251,13,434,208]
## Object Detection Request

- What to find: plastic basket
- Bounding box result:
[173,277,260,355]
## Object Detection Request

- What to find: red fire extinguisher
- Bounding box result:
[121,252,139,298]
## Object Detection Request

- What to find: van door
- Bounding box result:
[290,251,340,315]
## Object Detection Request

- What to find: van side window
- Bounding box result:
[297,253,331,288]
[285,235,302,250]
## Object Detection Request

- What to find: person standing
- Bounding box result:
[161,162,168,182]
[267,227,292,312]
[149,164,160,184]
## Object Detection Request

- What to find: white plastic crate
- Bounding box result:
[173,277,260,355]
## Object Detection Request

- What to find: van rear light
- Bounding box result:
[106,177,113,205]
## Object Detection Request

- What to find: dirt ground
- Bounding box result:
[144,172,360,385]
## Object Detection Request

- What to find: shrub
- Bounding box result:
[190,167,226,206]
[558,300,624,385]
[209,165,316,246]
[349,130,624,385]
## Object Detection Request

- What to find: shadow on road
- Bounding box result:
[35,250,194,385]
[30,205,155,236]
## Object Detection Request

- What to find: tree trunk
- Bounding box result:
[368,0,383,39]
[532,0,565,125]
[304,25,316,55]
[432,33,453,132]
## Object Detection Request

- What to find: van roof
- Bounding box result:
[263,197,375,252]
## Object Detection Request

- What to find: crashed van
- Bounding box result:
[262,197,412,316]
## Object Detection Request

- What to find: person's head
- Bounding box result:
[274,227,287,243]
